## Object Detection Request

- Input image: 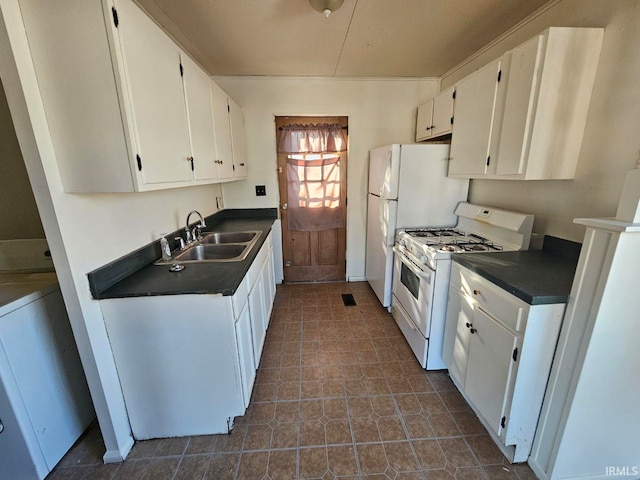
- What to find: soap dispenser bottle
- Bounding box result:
[160,234,172,261]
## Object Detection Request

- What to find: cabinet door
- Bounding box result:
[248,267,267,369]
[464,307,518,435]
[431,87,455,137]
[449,59,502,176]
[234,302,256,409]
[416,100,434,141]
[442,289,474,387]
[210,82,235,179]
[114,0,192,184]
[264,247,276,325]
[496,36,543,176]
[229,97,248,178]
[181,54,218,181]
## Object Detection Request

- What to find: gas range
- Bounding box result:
[397,228,506,269]
[395,203,535,270]
[390,203,534,370]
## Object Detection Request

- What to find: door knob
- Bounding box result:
[281,203,288,210]
[285,261,291,267]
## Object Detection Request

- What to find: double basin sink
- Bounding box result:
[156,230,261,264]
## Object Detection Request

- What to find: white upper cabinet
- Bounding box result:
[16,0,247,192]
[415,99,434,141]
[448,27,603,180]
[181,53,218,181]
[415,87,455,141]
[113,0,192,185]
[448,59,503,177]
[495,28,603,179]
[431,87,456,137]
[210,82,235,179]
[229,97,248,179]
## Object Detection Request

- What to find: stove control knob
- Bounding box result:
[421,255,428,264]
[399,239,405,247]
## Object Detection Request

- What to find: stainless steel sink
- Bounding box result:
[174,244,249,262]
[155,230,261,265]
[199,231,260,244]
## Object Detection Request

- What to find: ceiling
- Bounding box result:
[135,0,552,77]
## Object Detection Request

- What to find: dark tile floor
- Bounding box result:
[47,282,538,480]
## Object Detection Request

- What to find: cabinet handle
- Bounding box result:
[470,328,477,334]
[239,163,245,167]
[465,322,472,328]
[473,289,480,295]
[187,156,193,161]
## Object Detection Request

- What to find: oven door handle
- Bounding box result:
[393,246,433,282]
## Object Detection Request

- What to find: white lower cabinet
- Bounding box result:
[234,300,256,410]
[101,233,276,440]
[442,263,565,463]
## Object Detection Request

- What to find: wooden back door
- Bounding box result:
[276,116,348,282]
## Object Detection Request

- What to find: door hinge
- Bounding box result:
[452,90,456,100]
[136,154,142,171]
[190,158,194,171]
[345,197,348,207]
[486,156,491,166]
[512,347,518,362]
[227,104,230,113]
[111,7,119,28]
[450,116,454,125]
[179,63,184,77]
[497,70,502,82]
[232,164,235,171]
[501,416,506,429]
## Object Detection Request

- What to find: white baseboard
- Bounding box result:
[348,276,366,282]
[102,435,134,463]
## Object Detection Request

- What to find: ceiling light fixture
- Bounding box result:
[309,0,345,18]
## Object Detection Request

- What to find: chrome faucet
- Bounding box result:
[184,210,206,243]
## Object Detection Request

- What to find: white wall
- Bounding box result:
[0,0,222,461]
[441,0,640,242]
[216,76,439,280]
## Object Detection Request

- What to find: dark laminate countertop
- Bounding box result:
[89,210,277,299]
[452,237,580,305]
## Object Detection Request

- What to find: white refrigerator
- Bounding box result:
[365,144,468,307]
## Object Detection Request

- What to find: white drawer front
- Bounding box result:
[457,264,526,333]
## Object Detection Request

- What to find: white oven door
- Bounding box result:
[392,247,435,338]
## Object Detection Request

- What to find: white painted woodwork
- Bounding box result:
[442,263,565,463]
[234,299,255,410]
[529,168,640,480]
[113,0,192,185]
[100,234,276,439]
[229,97,248,178]
[449,27,603,180]
[496,28,603,179]
[431,87,455,137]
[415,99,434,141]
[181,53,218,181]
[464,307,518,436]
[15,0,246,192]
[0,287,94,479]
[448,59,502,176]
[210,81,235,179]
[415,87,455,142]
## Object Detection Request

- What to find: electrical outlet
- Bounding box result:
[255,185,266,196]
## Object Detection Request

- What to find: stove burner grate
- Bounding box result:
[404,228,464,238]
